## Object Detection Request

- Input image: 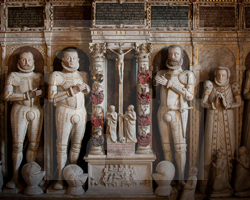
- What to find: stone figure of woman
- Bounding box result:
[119,105,137,143]
[201,66,241,191]
[105,105,117,143]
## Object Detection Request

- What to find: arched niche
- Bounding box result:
[199,46,236,83]
[8,46,44,74]
[50,47,91,174]
[53,47,90,72]
[152,46,190,75]
[5,46,45,179]
[151,46,191,171]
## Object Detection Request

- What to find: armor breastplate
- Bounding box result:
[160,74,188,109]
[58,72,85,109]
[13,72,41,107]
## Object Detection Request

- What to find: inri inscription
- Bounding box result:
[53,6,91,27]
[246,7,250,28]
[151,6,189,28]
[96,3,144,25]
[8,7,44,28]
[199,6,236,28]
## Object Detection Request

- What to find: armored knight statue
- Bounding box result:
[4,51,43,191]
[202,66,241,192]
[155,45,195,187]
[48,48,90,190]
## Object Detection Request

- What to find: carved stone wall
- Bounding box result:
[0,0,249,198]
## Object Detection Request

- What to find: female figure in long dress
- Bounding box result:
[105,105,117,143]
[120,105,137,143]
[202,66,241,191]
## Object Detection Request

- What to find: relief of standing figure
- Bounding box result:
[119,105,137,143]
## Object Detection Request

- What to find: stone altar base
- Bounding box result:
[84,154,156,196]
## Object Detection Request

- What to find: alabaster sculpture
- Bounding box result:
[21,161,45,196]
[202,66,241,191]
[108,46,133,84]
[4,51,43,191]
[105,105,117,143]
[210,148,233,197]
[155,45,195,187]
[63,164,88,196]
[119,105,137,143]
[234,146,250,197]
[152,161,175,196]
[48,48,90,190]
[179,166,198,200]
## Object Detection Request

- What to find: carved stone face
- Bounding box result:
[62,51,79,68]
[18,52,34,71]
[216,69,228,84]
[167,47,183,68]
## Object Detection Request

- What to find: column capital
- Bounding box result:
[135,43,153,56]
[89,43,106,60]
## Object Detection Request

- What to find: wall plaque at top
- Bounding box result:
[199,5,237,30]
[95,3,145,27]
[8,7,44,28]
[151,6,190,29]
[53,6,91,27]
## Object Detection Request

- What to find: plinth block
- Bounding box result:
[84,154,156,196]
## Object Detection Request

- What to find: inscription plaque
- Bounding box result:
[8,7,44,28]
[107,143,135,157]
[96,3,144,25]
[199,6,236,28]
[54,6,91,27]
[246,7,250,28]
[151,6,189,28]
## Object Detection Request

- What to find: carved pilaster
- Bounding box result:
[1,45,6,176]
[135,43,153,154]
[89,43,106,155]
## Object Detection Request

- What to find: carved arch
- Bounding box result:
[8,46,44,73]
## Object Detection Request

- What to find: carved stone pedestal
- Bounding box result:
[84,154,156,196]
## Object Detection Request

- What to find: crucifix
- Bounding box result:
[108,46,133,142]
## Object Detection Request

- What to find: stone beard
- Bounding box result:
[4,51,43,190]
[155,46,195,186]
[48,50,90,190]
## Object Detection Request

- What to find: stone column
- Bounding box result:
[135,43,153,154]
[44,44,53,181]
[89,43,106,155]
